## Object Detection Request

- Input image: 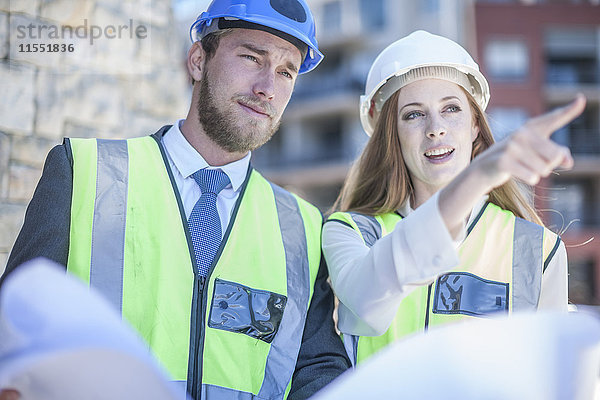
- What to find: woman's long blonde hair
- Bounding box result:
[332,87,544,226]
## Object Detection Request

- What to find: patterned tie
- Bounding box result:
[188,169,230,277]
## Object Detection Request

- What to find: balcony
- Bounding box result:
[546,61,599,86]
[252,114,353,171]
[285,67,365,120]
[547,178,600,231]
[553,128,600,155]
[252,137,348,170]
[292,70,364,101]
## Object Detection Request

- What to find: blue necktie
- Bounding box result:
[188,169,230,277]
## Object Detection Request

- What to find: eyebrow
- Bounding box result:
[239,43,299,74]
[399,102,421,113]
[399,96,462,112]
[240,43,268,56]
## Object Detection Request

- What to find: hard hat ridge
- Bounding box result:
[375,66,475,114]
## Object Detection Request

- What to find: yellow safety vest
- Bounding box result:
[329,203,561,364]
[66,132,323,399]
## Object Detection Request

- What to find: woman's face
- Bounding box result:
[396,79,479,200]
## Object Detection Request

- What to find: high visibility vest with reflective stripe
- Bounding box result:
[66,136,322,399]
[329,203,561,365]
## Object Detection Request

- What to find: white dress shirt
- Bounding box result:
[322,192,568,337]
[161,120,251,236]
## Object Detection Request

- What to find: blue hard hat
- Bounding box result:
[189,0,323,74]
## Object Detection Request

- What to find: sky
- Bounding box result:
[172,0,212,21]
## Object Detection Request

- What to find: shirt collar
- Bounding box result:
[397,201,412,218]
[163,120,251,192]
[398,194,489,226]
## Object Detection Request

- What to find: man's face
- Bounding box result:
[197,28,302,153]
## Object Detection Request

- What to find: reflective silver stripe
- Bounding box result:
[348,212,381,247]
[343,334,359,367]
[202,384,254,399]
[257,183,311,399]
[343,212,378,364]
[512,218,543,311]
[90,139,128,313]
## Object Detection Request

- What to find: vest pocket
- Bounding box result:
[208,278,287,343]
[432,272,509,316]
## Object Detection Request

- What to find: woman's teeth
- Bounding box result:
[425,148,454,157]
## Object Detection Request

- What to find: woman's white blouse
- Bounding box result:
[322,192,568,337]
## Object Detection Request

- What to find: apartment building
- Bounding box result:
[475,0,600,305]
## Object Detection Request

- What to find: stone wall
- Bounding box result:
[0,0,190,273]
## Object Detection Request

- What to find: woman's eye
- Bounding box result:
[446,105,462,113]
[404,111,423,120]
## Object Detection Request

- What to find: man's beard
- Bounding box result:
[197,70,281,153]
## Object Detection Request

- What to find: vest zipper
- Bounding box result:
[186,165,252,399]
[191,275,207,399]
[424,283,432,331]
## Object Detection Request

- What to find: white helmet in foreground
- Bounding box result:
[360,30,490,136]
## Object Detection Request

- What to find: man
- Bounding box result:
[0,0,351,399]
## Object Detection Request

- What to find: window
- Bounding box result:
[549,178,598,231]
[544,28,598,85]
[420,0,439,13]
[551,103,600,154]
[303,116,345,163]
[292,49,349,99]
[359,0,385,31]
[568,259,597,305]
[484,39,529,81]
[251,125,284,168]
[254,116,346,168]
[487,107,529,141]
[322,1,342,34]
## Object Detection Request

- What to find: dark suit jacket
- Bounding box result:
[2,135,350,399]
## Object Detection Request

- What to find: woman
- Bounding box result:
[323,30,585,365]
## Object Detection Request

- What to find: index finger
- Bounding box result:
[527,94,586,138]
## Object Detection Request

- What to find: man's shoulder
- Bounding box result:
[43,142,72,170]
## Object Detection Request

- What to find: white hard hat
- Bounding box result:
[360,30,490,136]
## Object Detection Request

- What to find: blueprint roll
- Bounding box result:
[313,310,600,400]
[0,258,186,400]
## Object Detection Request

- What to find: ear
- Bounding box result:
[187,42,206,82]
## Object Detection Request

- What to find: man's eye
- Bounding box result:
[280,71,292,79]
[243,55,258,62]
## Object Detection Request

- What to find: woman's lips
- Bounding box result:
[424,147,455,163]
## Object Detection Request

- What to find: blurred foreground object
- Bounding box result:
[0,258,183,400]
[314,311,600,400]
